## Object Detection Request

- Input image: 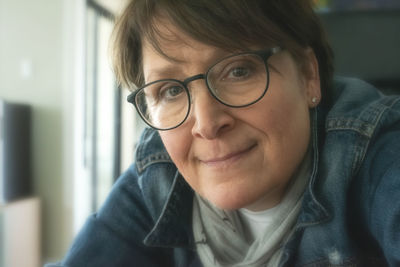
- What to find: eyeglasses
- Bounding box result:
[127,47,281,130]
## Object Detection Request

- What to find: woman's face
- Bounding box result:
[141,26,320,211]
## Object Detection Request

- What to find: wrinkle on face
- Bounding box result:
[142,20,321,211]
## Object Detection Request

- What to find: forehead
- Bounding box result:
[141,29,233,82]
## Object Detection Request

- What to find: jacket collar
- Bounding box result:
[143,170,197,249]
[295,106,331,227]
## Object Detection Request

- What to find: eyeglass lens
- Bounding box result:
[135,52,268,130]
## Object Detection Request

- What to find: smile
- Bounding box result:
[200,143,257,167]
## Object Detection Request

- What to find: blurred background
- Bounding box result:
[0,0,399,266]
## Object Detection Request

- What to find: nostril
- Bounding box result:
[191,103,235,139]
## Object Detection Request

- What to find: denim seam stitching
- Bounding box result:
[143,170,178,244]
[325,95,400,137]
[135,127,152,160]
[136,152,172,173]
[351,96,400,177]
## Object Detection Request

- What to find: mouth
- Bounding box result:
[200,143,257,167]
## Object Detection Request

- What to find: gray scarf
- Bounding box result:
[192,148,311,267]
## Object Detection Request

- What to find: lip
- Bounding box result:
[200,143,257,167]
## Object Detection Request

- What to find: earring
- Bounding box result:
[311,97,318,104]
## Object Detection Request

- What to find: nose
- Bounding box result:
[189,81,235,139]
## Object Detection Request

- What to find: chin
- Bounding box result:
[196,179,265,210]
[205,191,256,211]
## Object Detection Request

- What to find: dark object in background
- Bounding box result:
[0,99,32,204]
[320,10,400,95]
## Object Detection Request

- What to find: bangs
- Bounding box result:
[113,0,333,107]
[140,2,285,63]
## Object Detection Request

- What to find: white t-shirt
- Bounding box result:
[238,204,282,242]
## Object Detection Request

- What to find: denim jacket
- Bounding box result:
[47,77,400,267]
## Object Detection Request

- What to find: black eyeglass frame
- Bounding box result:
[127,47,282,131]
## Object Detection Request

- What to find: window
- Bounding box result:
[85,1,121,211]
[84,0,145,213]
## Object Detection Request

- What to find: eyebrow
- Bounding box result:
[145,66,184,83]
[144,48,239,83]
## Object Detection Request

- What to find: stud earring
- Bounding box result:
[311,97,318,104]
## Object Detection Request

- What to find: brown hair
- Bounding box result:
[112,0,334,107]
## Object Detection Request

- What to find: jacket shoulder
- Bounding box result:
[351,119,400,265]
[326,77,400,138]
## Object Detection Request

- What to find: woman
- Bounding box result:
[48,0,400,266]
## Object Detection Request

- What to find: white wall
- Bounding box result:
[0,0,85,263]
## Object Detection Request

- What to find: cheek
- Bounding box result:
[160,129,205,193]
[250,82,311,170]
[254,94,308,139]
[275,98,310,151]
[267,78,309,132]
[159,128,194,175]
[160,131,187,160]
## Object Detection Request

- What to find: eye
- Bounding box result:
[159,84,185,101]
[214,58,257,83]
[228,67,250,79]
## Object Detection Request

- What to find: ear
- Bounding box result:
[303,48,321,108]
